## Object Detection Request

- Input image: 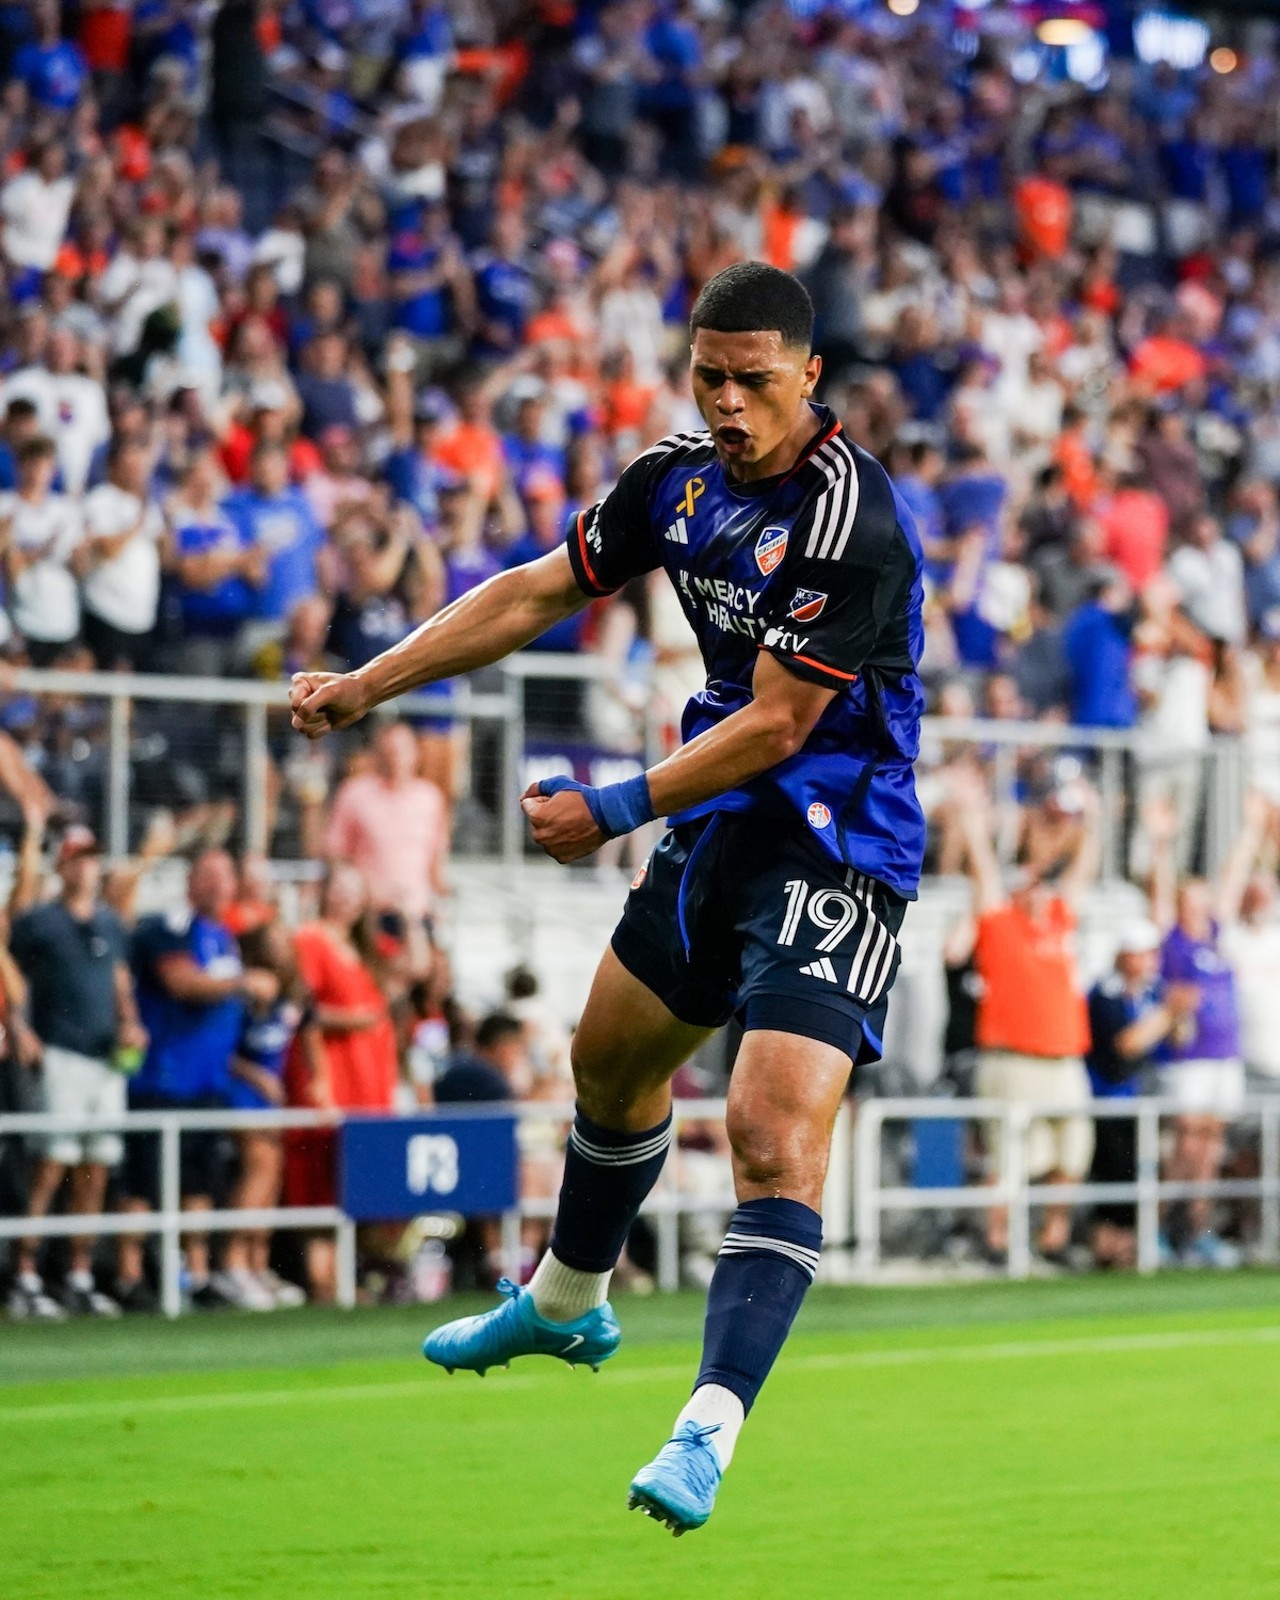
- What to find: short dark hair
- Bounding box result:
[17,435,56,465]
[474,1011,524,1052]
[690,262,814,353]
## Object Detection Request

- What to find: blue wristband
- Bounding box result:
[537,773,655,840]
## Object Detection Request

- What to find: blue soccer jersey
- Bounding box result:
[564,405,927,897]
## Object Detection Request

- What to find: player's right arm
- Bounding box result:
[290,546,591,737]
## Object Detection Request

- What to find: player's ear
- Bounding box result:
[801,353,821,398]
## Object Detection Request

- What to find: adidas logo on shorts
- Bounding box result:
[798,957,838,983]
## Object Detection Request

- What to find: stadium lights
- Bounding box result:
[888,0,920,15]
[1037,15,1095,46]
[1209,46,1238,72]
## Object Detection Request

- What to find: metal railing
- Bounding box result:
[10,663,1247,873]
[0,1098,770,1317]
[4,1094,1277,1316]
[853,1096,1280,1279]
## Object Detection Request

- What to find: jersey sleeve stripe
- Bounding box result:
[574,507,611,595]
[787,651,859,682]
[820,437,862,561]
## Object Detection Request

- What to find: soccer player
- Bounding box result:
[291,262,926,1534]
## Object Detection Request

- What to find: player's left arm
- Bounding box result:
[522,651,835,863]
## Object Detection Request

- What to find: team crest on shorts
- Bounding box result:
[807,802,832,829]
[788,588,828,623]
[755,525,789,575]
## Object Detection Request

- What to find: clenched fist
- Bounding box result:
[290,672,373,738]
[520,784,605,863]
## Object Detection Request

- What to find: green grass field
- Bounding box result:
[3,1273,1279,1599]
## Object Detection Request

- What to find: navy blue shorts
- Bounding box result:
[611,814,908,1065]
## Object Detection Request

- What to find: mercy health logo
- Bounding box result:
[789,588,828,623]
[755,524,789,576]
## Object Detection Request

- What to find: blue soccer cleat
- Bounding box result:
[627,1422,723,1536]
[422,1278,621,1376]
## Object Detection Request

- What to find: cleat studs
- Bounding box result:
[445,1367,455,1375]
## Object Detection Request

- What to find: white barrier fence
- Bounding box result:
[853,1096,1280,1279]
[3,1097,1276,1318]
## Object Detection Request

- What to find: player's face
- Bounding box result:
[690,329,822,481]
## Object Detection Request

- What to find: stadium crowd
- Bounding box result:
[4,0,1280,1312]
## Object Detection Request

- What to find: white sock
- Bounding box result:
[68,1269,94,1292]
[674,1384,746,1471]
[18,1270,43,1293]
[527,1250,610,1322]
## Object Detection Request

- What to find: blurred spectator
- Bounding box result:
[1146,799,1244,1269]
[286,863,397,1303]
[434,1012,522,1106]
[216,921,317,1312]
[119,849,278,1312]
[1085,920,1192,1270]
[0,436,82,666]
[957,771,1098,1262]
[1062,568,1137,730]
[222,442,325,642]
[79,434,165,670]
[164,449,264,676]
[325,720,449,928]
[7,827,144,1319]
[1216,792,1280,1096]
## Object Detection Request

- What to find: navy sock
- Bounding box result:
[695,1197,822,1413]
[549,1106,672,1273]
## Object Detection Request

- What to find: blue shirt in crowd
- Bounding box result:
[223,487,324,622]
[171,509,257,637]
[132,910,245,1102]
[1062,600,1136,728]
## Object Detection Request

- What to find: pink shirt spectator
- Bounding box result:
[1100,486,1169,594]
[325,770,447,921]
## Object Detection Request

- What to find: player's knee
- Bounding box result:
[726,1104,813,1192]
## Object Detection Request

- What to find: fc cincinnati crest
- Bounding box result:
[755,525,788,576]
[788,588,828,623]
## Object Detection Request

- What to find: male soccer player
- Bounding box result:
[291,262,925,1534]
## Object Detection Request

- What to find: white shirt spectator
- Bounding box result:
[1221,918,1280,1078]
[0,168,75,271]
[97,251,180,357]
[598,283,666,386]
[0,367,110,494]
[81,484,165,634]
[0,489,82,643]
[981,306,1043,399]
[1166,536,1247,646]
[1135,650,1210,757]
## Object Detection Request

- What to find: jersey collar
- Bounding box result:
[720,403,840,498]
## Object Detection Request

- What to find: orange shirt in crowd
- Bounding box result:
[1099,486,1170,592]
[1014,175,1072,262]
[291,923,397,1111]
[1053,427,1098,511]
[974,897,1089,1058]
[1128,335,1206,393]
[433,420,504,503]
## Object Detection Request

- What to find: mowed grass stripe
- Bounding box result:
[5,1319,1279,1424]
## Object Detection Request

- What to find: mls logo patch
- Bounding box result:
[755,525,789,576]
[788,588,828,623]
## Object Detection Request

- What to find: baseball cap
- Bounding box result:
[1116,918,1162,957]
[57,826,100,868]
